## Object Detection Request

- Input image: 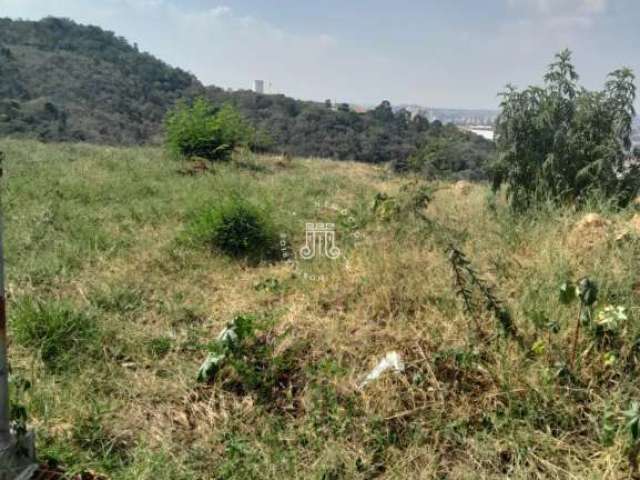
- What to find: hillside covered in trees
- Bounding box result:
[0,17,202,144]
[0,16,493,170]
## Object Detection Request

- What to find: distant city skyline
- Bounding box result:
[1,0,639,109]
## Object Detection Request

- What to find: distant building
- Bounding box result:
[253,80,265,94]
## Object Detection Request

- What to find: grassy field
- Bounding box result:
[3,139,640,479]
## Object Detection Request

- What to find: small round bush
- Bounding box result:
[187,198,279,261]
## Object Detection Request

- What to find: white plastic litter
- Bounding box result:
[217,324,239,344]
[197,320,240,382]
[359,351,405,388]
[197,353,226,382]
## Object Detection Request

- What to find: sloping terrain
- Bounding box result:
[0,17,202,144]
[3,139,640,478]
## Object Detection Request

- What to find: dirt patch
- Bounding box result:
[614,213,640,242]
[567,213,611,250]
[452,180,473,196]
[176,158,209,176]
[629,214,640,234]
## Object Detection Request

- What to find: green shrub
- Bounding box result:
[11,298,101,370]
[165,98,250,161]
[185,196,279,261]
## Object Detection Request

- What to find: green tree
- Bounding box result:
[493,49,638,210]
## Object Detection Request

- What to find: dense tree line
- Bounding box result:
[205,90,436,163]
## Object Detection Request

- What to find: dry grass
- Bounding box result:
[3,139,640,479]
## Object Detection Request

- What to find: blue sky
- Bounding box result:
[1,0,639,109]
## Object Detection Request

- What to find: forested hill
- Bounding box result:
[0,17,493,171]
[0,16,202,144]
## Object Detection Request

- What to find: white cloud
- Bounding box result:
[508,0,608,14]
[505,0,609,39]
[584,0,608,12]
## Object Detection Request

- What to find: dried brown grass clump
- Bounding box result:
[452,180,473,196]
[628,213,640,235]
[614,213,640,243]
[176,158,209,176]
[567,212,612,250]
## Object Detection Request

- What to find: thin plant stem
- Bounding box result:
[570,303,583,368]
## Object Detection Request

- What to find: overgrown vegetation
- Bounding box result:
[493,49,639,210]
[4,139,640,478]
